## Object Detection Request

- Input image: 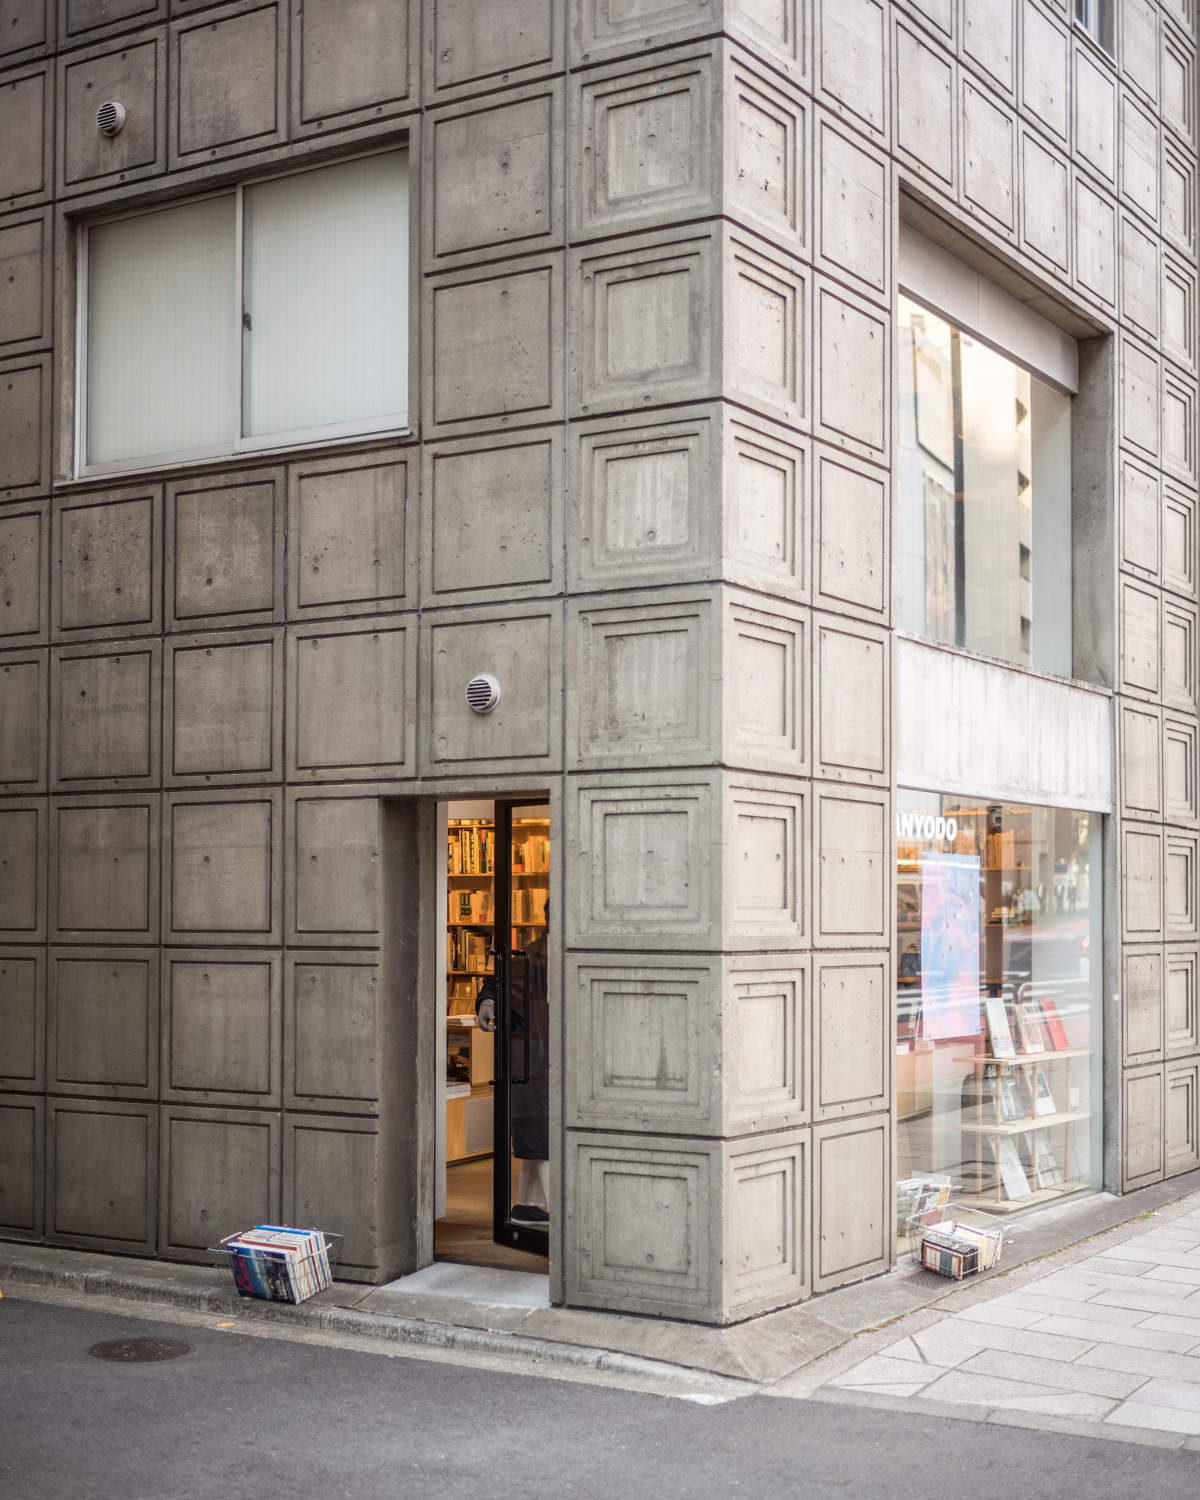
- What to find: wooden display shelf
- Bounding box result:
[957,1109,1091,1136]
[956,1179,1089,1215]
[968,1049,1091,1067]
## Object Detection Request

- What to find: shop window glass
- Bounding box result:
[896,792,1102,1248]
[897,295,1073,676]
[1075,0,1112,52]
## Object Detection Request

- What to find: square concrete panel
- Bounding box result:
[60,34,164,193]
[48,1099,155,1249]
[1074,176,1117,308]
[962,79,1015,231]
[1119,701,1161,819]
[1165,830,1199,940]
[1166,1062,1200,1174]
[1075,44,1116,183]
[815,112,888,299]
[1162,253,1196,373]
[1162,134,1194,252]
[164,950,279,1103]
[726,956,808,1130]
[1162,595,1198,710]
[729,0,806,76]
[293,0,414,132]
[160,1106,279,1257]
[814,615,888,785]
[572,230,716,414]
[426,430,560,602]
[1161,21,1196,144]
[726,1131,809,1315]
[571,411,717,591]
[166,631,280,783]
[1121,92,1160,224]
[1123,947,1164,1065]
[813,954,888,1120]
[0,951,43,1090]
[1020,1,1068,141]
[426,607,559,772]
[170,1,286,166]
[1164,716,1198,825]
[0,210,52,359]
[0,355,51,498]
[289,452,413,618]
[288,621,411,779]
[0,67,52,206]
[427,0,558,100]
[49,947,157,1095]
[1120,0,1159,102]
[61,0,163,43]
[1122,824,1163,941]
[52,796,157,940]
[55,487,161,638]
[893,21,954,188]
[1166,946,1200,1055]
[0,650,47,793]
[0,1,51,63]
[0,503,48,644]
[0,801,46,941]
[724,417,807,601]
[962,0,1013,93]
[52,644,160,788]
[724,595,808,776]
[1120,578,1161,695]
[289,793,380,942]
[814,787,888,947]
[428,255,562,432]
[167,470,282,629]
[287,956,380,1109]
[1161,366,1197,484]
[814,449,887,619]
[166,791,280,943]
[284,1114,379,1276]
[1123,1064,1165,1189]
[572,0,725,65]
[1021,132,1070,273]
[815,0,885,137]
[726,56,806,257]
[814,279,888,458]
[0,1095,43,1238]
[724,778,806,943]
[812,1115,889,1291]
[429,83,562,263]
[726,235,805,426]
[1120,460,1160,580]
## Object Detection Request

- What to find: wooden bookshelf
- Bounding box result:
[446,818,495,1164]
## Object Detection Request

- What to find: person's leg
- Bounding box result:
[517,1158,549,1209]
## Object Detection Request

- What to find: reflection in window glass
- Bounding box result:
[1076,0,1112,52]
[896,296,1072,675]
[896,792,1102,1249]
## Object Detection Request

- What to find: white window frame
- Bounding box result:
[75,147,410,479]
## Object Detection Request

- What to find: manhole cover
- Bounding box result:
[89,1337,192,1363]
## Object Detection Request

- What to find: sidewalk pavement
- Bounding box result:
[4,1170,1200,1434]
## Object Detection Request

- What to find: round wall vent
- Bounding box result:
[466,674,501,714]
[96,100,127,138]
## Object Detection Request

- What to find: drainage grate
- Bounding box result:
[89,1337,192,1363]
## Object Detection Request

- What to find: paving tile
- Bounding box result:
[1105,1401,1200,1436]
[914,1318,1094,1363]
[1078,1344,1200,1382]
[1141,1313,1200,1342]
[1090,1284,1200,1315]
[830,1354,944,1391]
[920,1370,1116,1420]
[840,1379,932,1398]
[959,1346,1149,1399]
[1003,1290,1149,1326]
[1028,1315,1197,1353]
[876,1337,928,1364]
[951,1301,1044,1329]
[1145,1265,1200,1287]
[1138,1378,1200,1413]
[1099,1244,1200,1270]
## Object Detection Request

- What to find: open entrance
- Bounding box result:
[435,798,550,1272]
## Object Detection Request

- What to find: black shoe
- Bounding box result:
[510,1204,549,1228]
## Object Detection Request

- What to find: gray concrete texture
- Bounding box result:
[0,0,1196,1325]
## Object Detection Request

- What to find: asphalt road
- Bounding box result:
[2,1291,1197,1499]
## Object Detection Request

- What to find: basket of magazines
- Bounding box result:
[909,1210,1004,1279]
[213,1225,340,1304]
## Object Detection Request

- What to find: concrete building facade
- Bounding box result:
[0,0,1197,1324]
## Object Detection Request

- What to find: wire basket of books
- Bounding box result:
[213,1226,340,1304]
[908,1209,1004,1280]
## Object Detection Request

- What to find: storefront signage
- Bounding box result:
[896,811,958,842]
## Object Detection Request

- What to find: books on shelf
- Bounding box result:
[447,928,491,972]
[1039,996,1071,1050]
[1033,1068,1057,1116]
[1016,1001,1046,1054]
[984,997,1016,1059]
[512,831,550,873]
[1032,1131,1064,1189]
[447,823,493,875]
[995,1138,1032,1200]
[997,1066,1023,1123]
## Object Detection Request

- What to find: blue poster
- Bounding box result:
[920,853,982,1039]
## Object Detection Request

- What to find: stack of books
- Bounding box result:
[223,1226,332,1304]
[919,1219,1003,1279]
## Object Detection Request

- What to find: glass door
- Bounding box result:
[492,800,551,1256]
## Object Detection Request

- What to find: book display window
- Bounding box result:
[896,792,1103,1245]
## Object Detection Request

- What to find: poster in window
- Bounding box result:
[920,853,981,1039]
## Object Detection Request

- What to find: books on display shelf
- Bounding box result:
[447,824,493,875]
[447,928,491,972]
[1032,1131,1064,1189]
[995,1137,1032,1200]
[983,997,1016,1059]
[455,888,494,923]
[1016,1000,1046,1054]
[1033,1068,1057,1116]
[512,832,550,873]
[1039,996,1071,1050]
[223,1226,333,1304]
[997,1066,1023,1123]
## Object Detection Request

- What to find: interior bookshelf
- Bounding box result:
[445,817,495,1164]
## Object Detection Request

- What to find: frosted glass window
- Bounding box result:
[87,195,237,465]
[242,152,408,439]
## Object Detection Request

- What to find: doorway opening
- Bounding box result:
[435,797,551,1273]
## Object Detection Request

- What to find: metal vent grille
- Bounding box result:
[96,100,126,137]
[466,674,501,714]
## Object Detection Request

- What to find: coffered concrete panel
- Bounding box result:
[724,776,807,945]
[49,946,157,1097]
[426,429,561,603]
[425,605,560,775]
[813,615,888,786]
[1075,44,1116,183]
[166,630,280,785]
[571,0,723,67]
[571,592,715,769]
[0,502,48,644]
[1120,459,1159,580]
[0,355,51,499]
[568,773,719,949]
[1162,253,1196,372]
[169,1,285,167]
[893,20,954,189]
[813,953,888,1120]
[0,1,52,66]
[724,594,808,776]
[428,82,562,265]
[1162,595,1198,710]
[163,950,279,1105]
[1119,701,1161,820]
[1161,21,1196,145]
[165,790,280,945]
[815,112,888,301]
[726,955,808,1131]
[286,953,379,1112]
[48,1099,155,1250]
[1123,946,1164,1065]
[1166,1061,1200,1175]
[572,51,717,241]
[426,0,559,102]
[52,642,160,789]
[0,1095,42,1239]
[1120,578,1160,695]
[726,53,807,258]
[59,0,164,45]
[0,67,53,207]
[1122,1064,1164,1189]
[812,1114,889,1291]
[1022,132,1070,274]
[291,0,415,135]
[1120,91,1160,223]
[160,1106,279,1258]
[1021,1,1068,141]
[726,234,806,427]
[167,469,282,630]
[1165,829,1199,940]
[1161,133,1194,251]
[1121,0,1159,103]
[814,279,888,459]
[1166,946,1200,1056]
[1164,715,1198,825]
[963,0,1013,95]
[55,486,161,639]
[814,448,887,621]
[815,0,885,138]
[1161,365,1197,483]
[728,0,806,77]
[0,649,47,793]
[51,794,157,941]
[59,34,164,194]
[288,451,414,619]
[283,1113,380,1277]
[725,1128,809,1318]
[723,415,808,601]
[0,210,52,359]
[288,791,380,944]
[0,800,46,941]
[962,78,1016,232]
[571,231,716,415]
[427,255,563,433]
[288,620,412,781]
[813,786,888,948]
[1122,823,1163,941]
[0,951,43,1092]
